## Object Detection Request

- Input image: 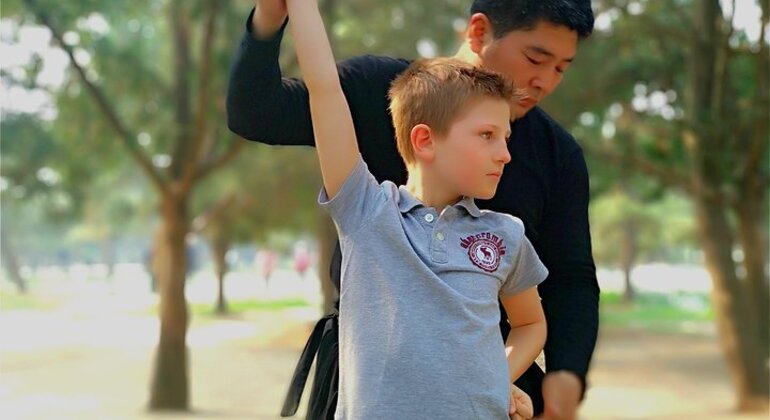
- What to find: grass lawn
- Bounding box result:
[189,298,311,317]
[599,291,714,334]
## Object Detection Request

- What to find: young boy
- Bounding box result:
[286,1,548,419]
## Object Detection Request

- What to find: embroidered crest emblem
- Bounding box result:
[460,232,506,272]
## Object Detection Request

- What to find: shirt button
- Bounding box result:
[424,214,434,223]
[436,232,445,241]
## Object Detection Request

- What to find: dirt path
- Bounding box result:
[580,327,767,419]
[0,307,315,420]
[1,307,767,419]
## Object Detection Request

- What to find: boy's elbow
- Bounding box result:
[538,318,548,349]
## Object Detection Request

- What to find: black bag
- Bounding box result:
[280,310,339,420]
[281,242,343,420]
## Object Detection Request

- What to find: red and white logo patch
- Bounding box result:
[460,232,506,273]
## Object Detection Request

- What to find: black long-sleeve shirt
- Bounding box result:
[227,13,599,404]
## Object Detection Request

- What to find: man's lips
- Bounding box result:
[517,97,538,108]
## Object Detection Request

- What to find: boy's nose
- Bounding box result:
[497,144,511,164]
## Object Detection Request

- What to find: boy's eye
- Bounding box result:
[481,132,493,140]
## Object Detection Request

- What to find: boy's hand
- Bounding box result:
[509,383,534,420]
[251,0,287,39]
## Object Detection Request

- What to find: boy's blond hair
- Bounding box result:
[388,58,518,165]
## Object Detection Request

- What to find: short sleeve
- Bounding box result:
[500,234,549,297]
[318,156,385,235]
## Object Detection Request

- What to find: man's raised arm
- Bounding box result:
[226,1,316,146]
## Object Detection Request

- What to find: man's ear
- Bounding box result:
[410,124,435,162]
[466,13,494,54]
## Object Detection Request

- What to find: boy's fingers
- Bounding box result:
[516,403,534,419]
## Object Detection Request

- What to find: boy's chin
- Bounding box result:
[473,190,497,200]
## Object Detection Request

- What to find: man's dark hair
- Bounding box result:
[470,0,594,39]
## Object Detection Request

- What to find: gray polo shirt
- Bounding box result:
[320,157,548,420]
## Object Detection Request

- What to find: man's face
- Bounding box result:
[479,21,578,117]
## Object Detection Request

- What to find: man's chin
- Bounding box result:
[513,102,536,119]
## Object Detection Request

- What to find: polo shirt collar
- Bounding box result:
[456,196,482,218]
[397,186,482,218]
[397,186,424,214]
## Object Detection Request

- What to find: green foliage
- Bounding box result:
[600,291,714,334]
[590,190,697,265]
[546,0,768,268]
[188,297,310,316]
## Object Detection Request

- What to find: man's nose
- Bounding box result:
[531,71,558,95]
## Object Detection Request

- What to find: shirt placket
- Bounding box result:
[429,210,450,264]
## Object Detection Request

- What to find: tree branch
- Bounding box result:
[22,0,167,194]
[191,191,237,233]
[582,140,693,194]
[193,134,245,184]
[169,0,192,180]
[180,0,222,195]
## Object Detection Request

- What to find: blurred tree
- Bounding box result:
[590,189,696,302]
[546,0,769,410]
[10,0,251,410]
[67,170,151,277]
[192,146,320,314]
[0,114,80,292]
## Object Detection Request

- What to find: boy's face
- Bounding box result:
[433,97,512,200]
[477,20,578,117]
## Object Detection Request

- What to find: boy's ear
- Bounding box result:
[410,124,435,162]
[466,13,494,54]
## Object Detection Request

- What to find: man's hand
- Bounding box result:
[509,383,534,420]
[537,371,582,420]
[251,0,287,39]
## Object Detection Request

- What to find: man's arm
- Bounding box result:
[537,149,600,415]
[227,3,410,185]
[226,1,315,146]
[226,15,312,146]
[286,0,358,197]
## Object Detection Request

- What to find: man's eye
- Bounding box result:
[525,55,541,65]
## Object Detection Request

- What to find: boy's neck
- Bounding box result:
[404,167,463,211]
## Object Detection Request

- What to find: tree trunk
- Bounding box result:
[0,227,27,294]
[318,212,338,315]
[687,0,769,410]
[149,194,190,410]
[694,195,769,411]
[102,235,116,279]
[620,220,637,303]
[213,239,229,314]
[734,196,769,346]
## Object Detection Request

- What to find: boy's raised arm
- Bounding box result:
[286,0,359,198]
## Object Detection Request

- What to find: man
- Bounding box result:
[227,1,599,418]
